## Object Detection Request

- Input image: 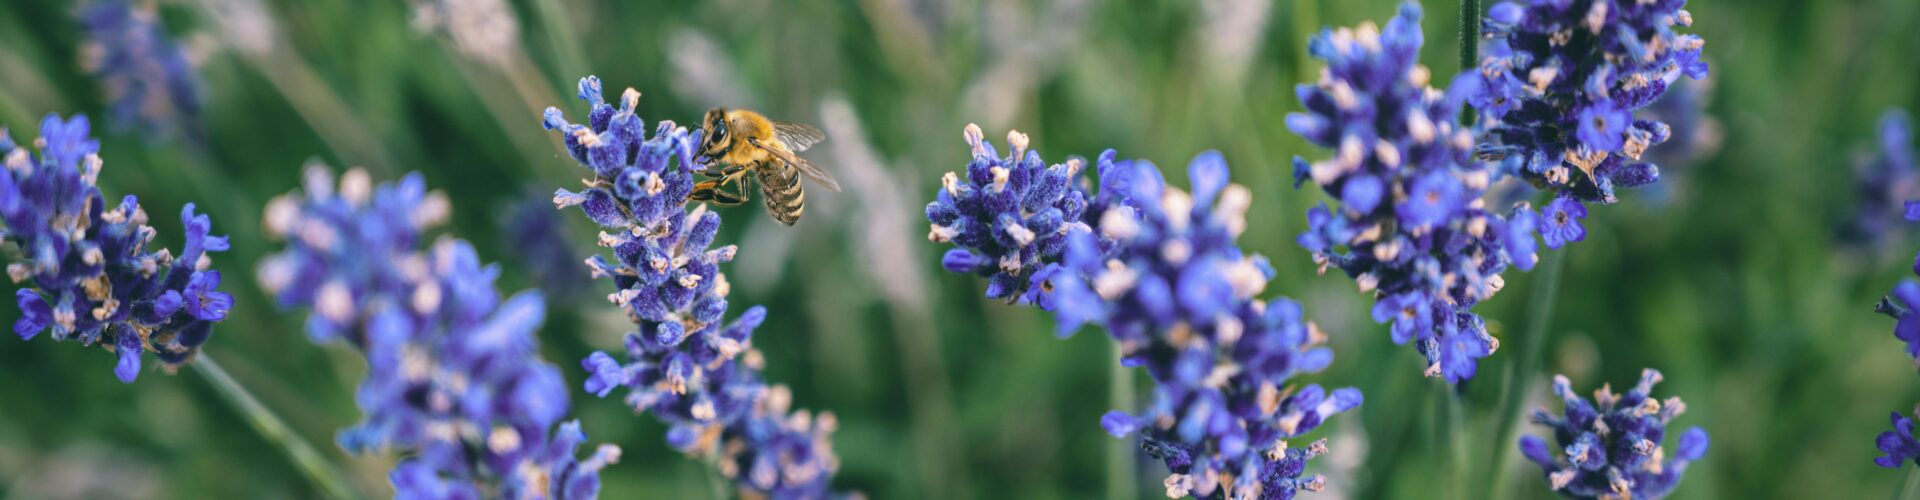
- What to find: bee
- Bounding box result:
[691,108,841,225]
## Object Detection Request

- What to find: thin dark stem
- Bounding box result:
[191,355,361,500]
[1485,249,1568,500]
[1460,0,1482,125]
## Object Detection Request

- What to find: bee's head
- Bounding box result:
[699,108,730,159]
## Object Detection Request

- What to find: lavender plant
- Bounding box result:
[929,126,1360,499]
[1874,175,1920,468]
[258,165,618,498]
[1473,0,1708,213]
[543,76,842,498]
[1518,369,1708,499]
[3,113,231,383]
[1286,2,1527,384]
[1845,112,1916,248]
[80,0,202,140]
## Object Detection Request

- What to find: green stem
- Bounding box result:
[708,465,732,500]
[1108,341,1137,500]
[1896,465,1920,500]
[1485,249,1568,500]
[190,355,360,500]
[1449,388,1469,500]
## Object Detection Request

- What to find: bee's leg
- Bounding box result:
[701,163,746,179]
[692,178,750,206]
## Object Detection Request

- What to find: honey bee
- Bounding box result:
[692,108,841,225]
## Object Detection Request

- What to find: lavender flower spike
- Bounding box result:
[3,113,231,382]
[545,76,843,498]
[1474,0,1707,205]
[1060,152,1362,499]
[259,165,618,499]
[926,124,1090,303]
[1519,369,1708,499]
[80,0,202,141]
[1287,2,1522,383]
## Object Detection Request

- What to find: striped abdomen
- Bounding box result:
[756,162,806,225]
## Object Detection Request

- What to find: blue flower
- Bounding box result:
[80,0,202,141]
[1576,102,1631,153]
[1540,195,1588,249]
[544,76,842,498]
[1012,150,1360,498]
[1878,410,1920,469]
[925,124,1089,302]
[1475,0,1706,204]
[1,113,231,382]
[1520,369,1709,499]
[1287,2,1521,383]
[259,166,618,498]
[1844,111,1916,247]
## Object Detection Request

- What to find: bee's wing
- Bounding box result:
[771,121,827,153]
[757,139,842,192]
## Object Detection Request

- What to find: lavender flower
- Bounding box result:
[3,113,230,383]
[544,76,842,498]
[503,194,592,299]
[1286,2,1522,384]
[1844,111,1916,247]
[1874,192,1920,469]
[925,123,1361,497]
[258,166,618,498]
[1519,369,1708,499]
[80,0,202,141]
[1473,0,1707,205]
[926,125,1089,302]
[1072,152,1362,499]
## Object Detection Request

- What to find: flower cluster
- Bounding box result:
[3,114,231,383]
[1873,180,1920,469]
[926,125,1089,302]
[926,124,1361,498]
[80,0,202,140]
[1844,111,1916,248]
[544,76,841,498]
[258,166,617,498]
[1286,2,1523,384]
[1069,152,1363,499]
[1473,0,1707,206]
[1519,369,1709,499]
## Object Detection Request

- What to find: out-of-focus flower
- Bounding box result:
[544,76,843,497]
[1634,75,1721,205]
[1874,186,1920,470]
[1473,0,1707,205]
[79,0,203,141]
[410,0,521,68]
[1844,111,1916,247]
[3,114,230,383]
[820,95,930,314]
[1286,2,1519,384]
[926,124,1089,303]
[1519,369,1708,499]
[258,165,617,498]
[503,193,592,299]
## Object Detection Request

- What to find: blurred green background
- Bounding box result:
[1,0,1918,498]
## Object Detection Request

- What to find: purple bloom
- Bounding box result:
[1008,149,1361,498]
[544,76,842,498]
[1288,2,1523,383]
[1540,195,1588,249]
[258,166,617,498]
[1843,111,1916,247]
[1,113,230,382]
[925,124,1089,302]
[1475,0,1706,204]
[1520,369,1708,498]
[80,0,202,141]
[1878,410,1920,468]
